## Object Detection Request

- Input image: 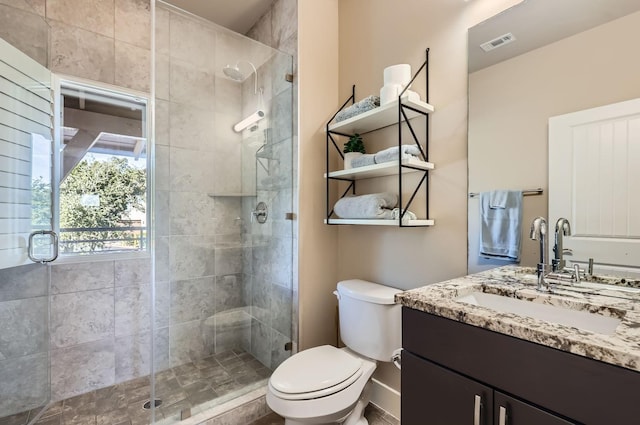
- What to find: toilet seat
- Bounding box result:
[269,345,364,400]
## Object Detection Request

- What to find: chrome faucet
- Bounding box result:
[529,217,551,292]
[552,218,571,272]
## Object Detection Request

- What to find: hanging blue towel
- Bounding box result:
[479,190,523,262]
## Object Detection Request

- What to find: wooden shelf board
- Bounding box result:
[328,97,434,135]
[325,218,435,226]
[325,157,434,180]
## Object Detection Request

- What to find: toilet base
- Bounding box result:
[342,381,371,425]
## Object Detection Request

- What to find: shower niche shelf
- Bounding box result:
[207,193,256,197]
[325,48,435,227]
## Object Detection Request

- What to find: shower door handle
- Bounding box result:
[28,230,59,263]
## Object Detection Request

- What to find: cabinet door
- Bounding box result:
[402,351,493,425]
[494,392,575,425]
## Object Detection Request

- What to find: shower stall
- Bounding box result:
[0,0,295,423]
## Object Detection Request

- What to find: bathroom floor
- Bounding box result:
[246,404,400,425]
[0,349,270,425]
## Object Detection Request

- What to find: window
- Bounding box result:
[55,79,149,257]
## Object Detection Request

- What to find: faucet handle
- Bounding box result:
[573,264,581,283]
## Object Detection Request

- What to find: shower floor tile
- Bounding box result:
[1,349,269,425]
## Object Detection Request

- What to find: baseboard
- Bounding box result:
[370,378,401,420]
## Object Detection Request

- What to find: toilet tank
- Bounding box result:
[335,279,402,362]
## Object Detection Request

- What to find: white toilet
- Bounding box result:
[266,279,402,425]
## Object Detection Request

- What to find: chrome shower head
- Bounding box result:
[223,64,244,81]
[222,61,258,94]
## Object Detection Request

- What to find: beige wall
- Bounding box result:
[297,0,340,350]
[335,0,519,396]
[468,10,640,273]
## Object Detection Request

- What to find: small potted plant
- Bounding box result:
[343,133,365,169]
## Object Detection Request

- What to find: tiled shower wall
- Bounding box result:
[0,264,49,416]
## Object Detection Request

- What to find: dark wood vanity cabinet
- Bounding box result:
[402,307,640,425]
[403,352,571,425]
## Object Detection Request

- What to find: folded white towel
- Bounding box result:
[334,193,398,219]
[374,145,422,164]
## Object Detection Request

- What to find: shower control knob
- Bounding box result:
[251,202,268,224]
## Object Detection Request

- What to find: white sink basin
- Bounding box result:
[456,291,621,335]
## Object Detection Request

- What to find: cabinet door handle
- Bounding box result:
[499,406,507,425]
[474,394,482,425]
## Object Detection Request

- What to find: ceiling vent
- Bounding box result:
[480,33,516,52]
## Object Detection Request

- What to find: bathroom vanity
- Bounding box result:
[397,267,640,425]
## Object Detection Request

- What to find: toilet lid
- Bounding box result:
[270,345,363,395]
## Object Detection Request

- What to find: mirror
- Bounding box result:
[467,0,640,275]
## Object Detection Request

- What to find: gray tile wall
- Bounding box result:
[1,0,151,92]
[0,264,50,416]
[47,258,164,401]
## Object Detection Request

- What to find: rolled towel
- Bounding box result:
[390,208,417,220]
[335,105,361,123]
[366,208,417,220]
[374,145,422,164]
[357,95,380,110]
[335,95,381,122]
[334,192,397,219]
[350,154,376,168]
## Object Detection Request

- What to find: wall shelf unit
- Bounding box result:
[325,48,435,227]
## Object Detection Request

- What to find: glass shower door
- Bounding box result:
[0,34,54,423]
[151,4,295,421]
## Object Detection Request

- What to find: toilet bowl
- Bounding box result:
[267,280,402,425]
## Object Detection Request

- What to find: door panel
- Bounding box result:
[549,99,640,272]
[0,37,53,270]
[402,351,494,425]
[0,34,52,423]
[494,392,575,425]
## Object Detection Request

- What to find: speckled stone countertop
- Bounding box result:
[396,266,640,372]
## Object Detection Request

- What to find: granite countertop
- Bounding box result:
[396,266,640,373]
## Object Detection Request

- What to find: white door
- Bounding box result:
[549,98,640,274]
